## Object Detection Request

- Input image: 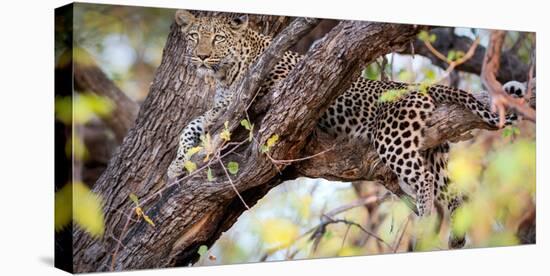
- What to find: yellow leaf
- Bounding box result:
[65,133,89,161]
[220,129,231,141]
[261,218,298,249]
[184,160,197,173]
[135,206,144,217]
[266,134,279,148]
[55,183,72,232]
[296,195,312,219]
[186,146,203,159]
[73,182,105,237]
[221,121,231,141]
[201,133,214,161]
[142,214,156,227]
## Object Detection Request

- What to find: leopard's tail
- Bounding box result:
[427,81,525,128]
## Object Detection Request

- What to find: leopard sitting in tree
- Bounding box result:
[166,10,526,249]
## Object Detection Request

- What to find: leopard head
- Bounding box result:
[175,10,250,82]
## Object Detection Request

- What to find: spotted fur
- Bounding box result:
[167,11,526,248]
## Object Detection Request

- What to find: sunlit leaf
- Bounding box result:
[240,119,254,142]
[207,167,215,181]
[198,245,208,257]
[55,183,72,232]
[338,246,362,257]
[452,205,473,237]
[220,121,232,141]
[261,218,299,249]
[186,146,203,159]
[240,119,252,130]
[297,195,312,219]
[227,161,239,175]
[487,232,519,247]
[65,133,89,161]
[184,160,197,173]
[142,214,155,227]
[73,182,105,237]
[200,133,214,161]
[129,193,139,205]
[261,134,280,153]
[266,134,279,148]
[378,89,408,103]
[418,30,430,42]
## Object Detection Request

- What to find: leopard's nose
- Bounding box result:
[197,54,210,61]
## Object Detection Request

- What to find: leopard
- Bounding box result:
[166,10,526,249]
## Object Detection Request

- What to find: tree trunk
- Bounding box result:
[71,14,535,273]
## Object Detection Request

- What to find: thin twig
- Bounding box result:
[266,145,335,165]
[393,216,410,253]
[423,36,480,83]
[321,215,393,249]
[217,157,250,210]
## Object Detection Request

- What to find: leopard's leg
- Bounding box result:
[167,91,233,180]
[167,115,205,180]
[425,143,467,248]
[373,92,437,217]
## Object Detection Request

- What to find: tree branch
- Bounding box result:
[481,30,535,125]
[401,28,532,83]
[73,49,139,143]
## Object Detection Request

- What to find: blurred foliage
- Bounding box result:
[55,182,105,237]
[56,3,174,100]
[56,94,114,125]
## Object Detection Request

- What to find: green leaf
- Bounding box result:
[429,33,437,43]
[129,193,139,205]
[378,89,408,103]
[324,230,333,240]
[241,119,254,142]
[423,68,436,81]
[418,30,430,42]
[447,50,457,62]
[240,119,252,130]
[197,245,208,257]
[227,161,239,175]
[207,167,215,181]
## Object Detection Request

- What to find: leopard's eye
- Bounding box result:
[214,34,226,42]
[188,32,199,40]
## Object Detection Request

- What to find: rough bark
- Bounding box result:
[71,13,536,272]
[401,28,531,83]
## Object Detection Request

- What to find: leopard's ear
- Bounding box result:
[175,10,196,30]
[229,15,248,32]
